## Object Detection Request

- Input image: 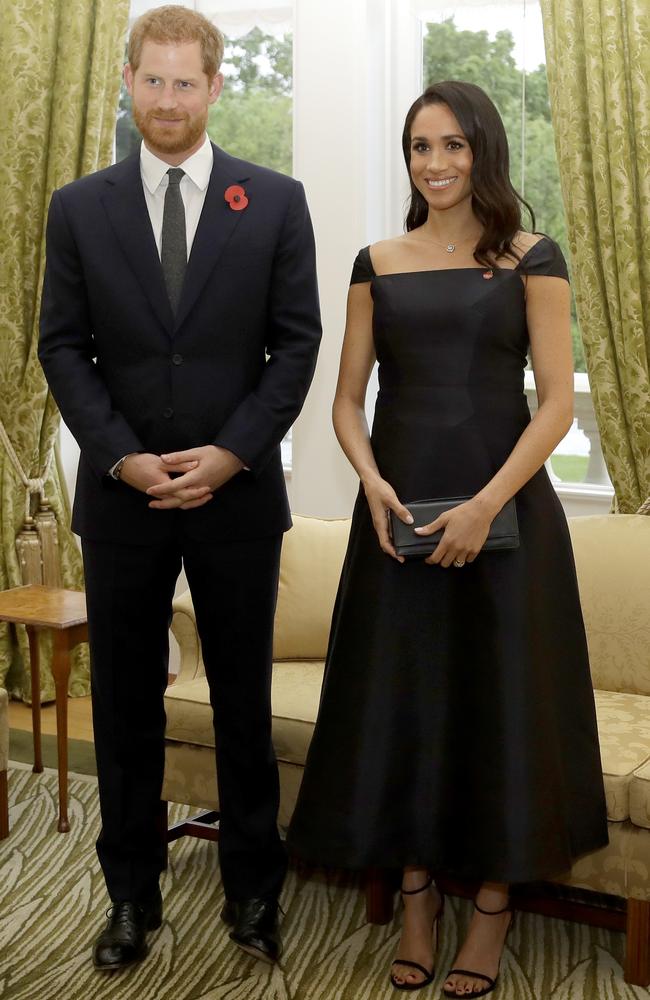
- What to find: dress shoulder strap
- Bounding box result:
[350,246,376,285]
[515,235,570,282]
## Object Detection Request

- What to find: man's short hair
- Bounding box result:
[128,5,225,79]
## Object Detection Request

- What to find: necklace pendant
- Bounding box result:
[446,243,455,253]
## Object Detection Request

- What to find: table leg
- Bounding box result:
[26,626,43,774]
[51,631,71,833]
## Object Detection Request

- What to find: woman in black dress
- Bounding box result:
[287,81,608,997]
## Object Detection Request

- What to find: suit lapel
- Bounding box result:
[99,145,250,336]
[100,154,174,335]
[173,144,250,331]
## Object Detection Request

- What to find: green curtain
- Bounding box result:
[540,0,650,513]
[0,0,130,700]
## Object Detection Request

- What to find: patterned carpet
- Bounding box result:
[2,766,648,1000]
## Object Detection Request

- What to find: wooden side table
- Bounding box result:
[0,584,88,832]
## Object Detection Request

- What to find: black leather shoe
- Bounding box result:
[221,896,282,963]
[93,889,163,971]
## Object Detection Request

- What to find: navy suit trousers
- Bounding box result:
[82,527,286,904]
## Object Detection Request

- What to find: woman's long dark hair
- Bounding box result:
[402,81,535,268]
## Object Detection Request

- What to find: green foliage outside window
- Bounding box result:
[423,20,586,372]
[208,28,292,175]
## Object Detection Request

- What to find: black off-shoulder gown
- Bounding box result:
[287,237,608,882]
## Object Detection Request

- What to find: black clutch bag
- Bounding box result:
[388,496,519,558]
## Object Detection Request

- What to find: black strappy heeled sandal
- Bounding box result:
[442,899,514,999]
[390,875,444,992]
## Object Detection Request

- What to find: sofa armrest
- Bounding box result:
[171,590,205,683]
[568,514,650,695]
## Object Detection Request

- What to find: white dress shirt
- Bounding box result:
[140,132,214,259]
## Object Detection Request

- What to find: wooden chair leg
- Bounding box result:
[51,631,72,833]
[27,627,43,773]
[625,897,650,986]
[0,770,8,839]
[364,867,394,924]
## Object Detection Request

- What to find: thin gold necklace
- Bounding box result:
[413,233,478,254]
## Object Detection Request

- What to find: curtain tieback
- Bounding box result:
[0,416,60,586]
[637,497,650,516]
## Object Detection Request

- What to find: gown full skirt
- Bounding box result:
[287,238,609,882]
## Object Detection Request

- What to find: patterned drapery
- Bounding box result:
[540,0,650,513]
[0,0,130,700]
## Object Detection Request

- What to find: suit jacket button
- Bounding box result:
[172,354,183,365]
[163,407,174,419]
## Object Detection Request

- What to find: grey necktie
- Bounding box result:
[161,167,187,314]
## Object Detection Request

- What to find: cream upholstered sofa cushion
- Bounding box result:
[595,690,650,822]
[0,688,7,772]
[165,679,214,748]
[273,515,350,661]
[269,661,325,765]
[165,661,325,766]
[568,515,650,696]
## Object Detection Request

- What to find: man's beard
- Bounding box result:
[133,105,207,155]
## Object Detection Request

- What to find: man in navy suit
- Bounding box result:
[39,5,320,971]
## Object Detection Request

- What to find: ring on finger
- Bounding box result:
[453,558,465,568]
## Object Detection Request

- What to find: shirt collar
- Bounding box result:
[140,133,214,194]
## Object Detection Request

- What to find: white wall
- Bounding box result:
[287,0,369,517]
[288,0,423,517]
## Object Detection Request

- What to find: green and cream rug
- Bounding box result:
[1,766,647,1000]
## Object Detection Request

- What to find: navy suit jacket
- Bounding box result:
[39,144,321,543]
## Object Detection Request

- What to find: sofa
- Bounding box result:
[162,512,650,985]
[0,686,9,839]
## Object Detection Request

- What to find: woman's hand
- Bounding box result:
[362,475,413,563]
[414,498,496,568]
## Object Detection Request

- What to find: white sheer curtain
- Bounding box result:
[129,0,293,37]
[413,0,530,9]
[196,4,292,36]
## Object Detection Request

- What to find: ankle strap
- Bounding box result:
[401,875,434,896]
[474,900,511,916]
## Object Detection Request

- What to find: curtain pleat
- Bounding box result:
[0,0,130,700]
[540,0,650,513]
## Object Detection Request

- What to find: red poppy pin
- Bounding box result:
[224,184,249,211]
[483,269,494,280]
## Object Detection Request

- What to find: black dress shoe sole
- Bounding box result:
[228,933,281,964]
[93,943,148,972]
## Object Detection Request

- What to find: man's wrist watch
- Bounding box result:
[110,454,134,480]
